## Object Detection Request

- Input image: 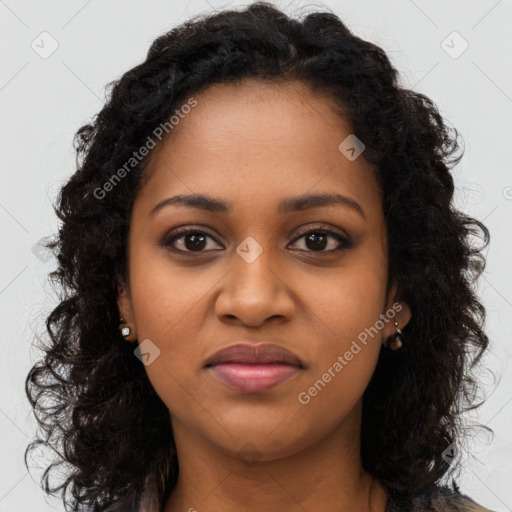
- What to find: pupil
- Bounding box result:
[185,234,206,251]
[306,232,327,251]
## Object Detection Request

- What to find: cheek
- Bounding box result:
[128,251,220,411]
[301,261,386,347]
[293,277,385,433]
[296,261,386,400]
[126,255,200,396]
[129,241,223,343]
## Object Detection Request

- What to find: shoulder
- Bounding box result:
[386,483,497,512]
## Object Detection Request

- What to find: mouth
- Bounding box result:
[204,342,304,393]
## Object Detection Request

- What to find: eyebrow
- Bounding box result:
[149,192,366,219]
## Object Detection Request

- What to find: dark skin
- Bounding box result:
[117,79,412,512]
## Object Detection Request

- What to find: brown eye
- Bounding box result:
[161,228,223,253]
[160,225,352,256]
[289,229,351,253]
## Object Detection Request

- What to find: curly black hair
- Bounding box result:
[25,2,491,511]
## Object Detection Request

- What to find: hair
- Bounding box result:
[25,2,491,511]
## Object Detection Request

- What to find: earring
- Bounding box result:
[383,321,404,351]
[119,317,135,342]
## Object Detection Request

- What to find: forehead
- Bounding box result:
[164,79,352,150]
[135,79,381,219]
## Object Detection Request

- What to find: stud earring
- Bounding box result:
[119,317,136,342]
[383,321,404,351]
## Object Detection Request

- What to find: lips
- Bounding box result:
[204,342,303,367]
[204,342,304,393]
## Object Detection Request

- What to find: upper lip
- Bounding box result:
[205,342,304,367]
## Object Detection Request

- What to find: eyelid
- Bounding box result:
[291,223,349,242]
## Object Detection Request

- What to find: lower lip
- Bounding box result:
[207,363,302,392]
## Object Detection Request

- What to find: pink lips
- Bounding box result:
[204,342,303,393]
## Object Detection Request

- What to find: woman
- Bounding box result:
[25,2,495,511]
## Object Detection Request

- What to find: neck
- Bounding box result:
[162,401,388,512]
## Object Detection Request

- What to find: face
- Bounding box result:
[117,79,411,461]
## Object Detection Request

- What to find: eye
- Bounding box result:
[160,225,352,255]
[161,227,223,254]
[289,227,351,253]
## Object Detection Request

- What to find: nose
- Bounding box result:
[214,243,295,328]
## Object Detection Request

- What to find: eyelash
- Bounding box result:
[160,225,352,256]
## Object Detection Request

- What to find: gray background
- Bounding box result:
[1,0,511,510]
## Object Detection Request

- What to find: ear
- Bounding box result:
[116,275,136,341]
[117,286,134,323]
[383,277,412,339]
